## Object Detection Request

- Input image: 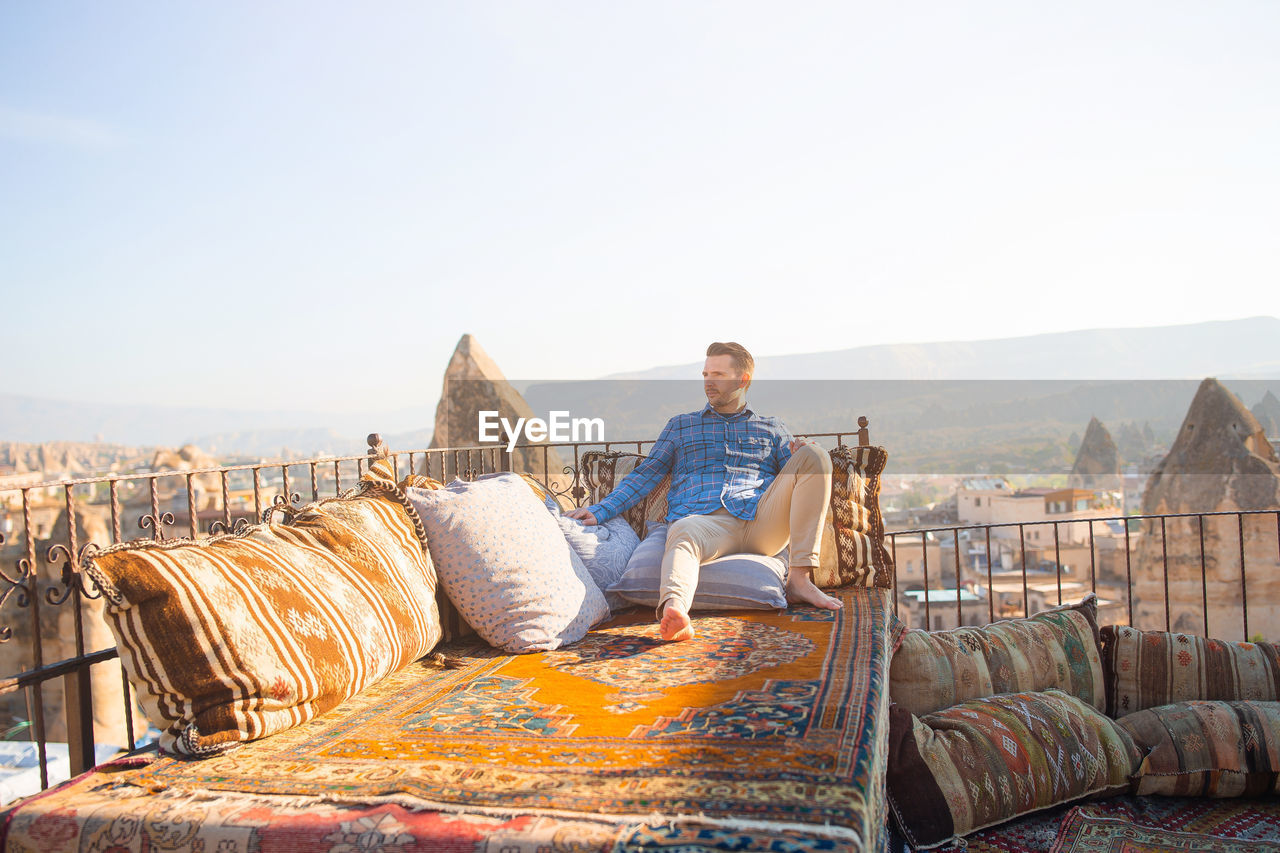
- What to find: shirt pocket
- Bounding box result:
[725,435,772,467]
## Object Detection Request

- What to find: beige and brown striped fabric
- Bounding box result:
[821,444,894,589]
[86,477,441,758]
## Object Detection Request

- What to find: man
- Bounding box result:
[565,341,840,642]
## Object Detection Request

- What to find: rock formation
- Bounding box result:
[1068,417,1121,490]
[1132,378,1280,640]
[423,335,571,493]
[1253,390,1280,438]
[149,444,223,511]
[1114,421,1151,461]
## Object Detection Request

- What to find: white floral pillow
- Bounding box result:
[406,473,609,652]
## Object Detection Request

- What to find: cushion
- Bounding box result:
[820,444,894,589]
[555,515,641,594]
[84,477,442,757]
[1118,700,1280,797]
[405,472,609,653]
[890,595,1104,717]
[581,450,671,538]
[607,523,788,611]
[1100,625,1280,717]
[886,689,1143,849]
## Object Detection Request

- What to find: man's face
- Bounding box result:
[703,354,748,410]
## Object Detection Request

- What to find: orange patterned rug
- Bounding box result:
[3,588,901,853]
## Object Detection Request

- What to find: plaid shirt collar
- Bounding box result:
[700,401,754,420]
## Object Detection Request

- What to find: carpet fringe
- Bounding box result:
[126,783,865,845]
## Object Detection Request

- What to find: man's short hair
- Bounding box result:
[706,342,755,385]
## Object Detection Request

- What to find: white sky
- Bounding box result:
[3,2,1277,424]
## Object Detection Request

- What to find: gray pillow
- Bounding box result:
[406,473,609,653]
[608,523,788,611]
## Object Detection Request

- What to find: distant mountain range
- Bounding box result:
[3,317,1277,460]
[606,317,1280,381]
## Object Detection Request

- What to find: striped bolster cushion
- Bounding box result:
[1099,625,1280,717]
[86,472,441,757]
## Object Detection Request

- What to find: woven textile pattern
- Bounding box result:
[887,689,1143,849]
[582,450,671,538]
[1118,699,1280,797]
[74,589,901,852]
[0,768,626,853]
[825,445,893,589]
[891,596,1104,717]
[1050,795,1280,852]
[84,481,442,757]
[1099,625,1280,717]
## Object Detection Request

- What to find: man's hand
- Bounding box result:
[789,438,818,454]
[564,507,598,525]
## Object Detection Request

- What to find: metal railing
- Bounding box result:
[1,417,1276,800]
[886,509,1280,640]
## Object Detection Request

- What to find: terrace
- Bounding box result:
[0,427,1276,806]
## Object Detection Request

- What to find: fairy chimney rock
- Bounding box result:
[1142,378,1280,514]
[1132,378,1280,638]
[425,334,569,484]
[1069,417,1121,490]
[1252,390,1280,438]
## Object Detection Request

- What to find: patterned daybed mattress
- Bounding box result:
[0,441,901,852]
[0,589,902,853]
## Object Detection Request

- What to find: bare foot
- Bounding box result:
[786,568,843,610]
[659,601,696,641]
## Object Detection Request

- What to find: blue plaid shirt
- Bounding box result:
[586,403,795,523]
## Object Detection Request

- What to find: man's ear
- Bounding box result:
[739,372,752,389]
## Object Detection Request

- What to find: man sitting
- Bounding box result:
[565,341,839,642]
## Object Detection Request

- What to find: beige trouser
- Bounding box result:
[659,443,833,614]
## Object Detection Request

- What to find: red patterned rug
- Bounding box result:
[939,797,1280,853]
[1051,796,1280,852]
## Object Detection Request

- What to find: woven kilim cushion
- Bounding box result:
[85,469,442,758]
[581,451,671,539]
[1119,699,1280,797]
[890,594,1105,717]
[1100,625,1280,717]
[886,689,1143,849]
[821,444,893,589]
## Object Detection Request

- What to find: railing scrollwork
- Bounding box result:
[139,511,176,540]
[263,492,303,523]
[208,517,252,536]
[44,542,105,605]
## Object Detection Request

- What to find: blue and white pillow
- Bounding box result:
[608,522,789,611]
[406,473,609,653]
[555,515,640,594]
